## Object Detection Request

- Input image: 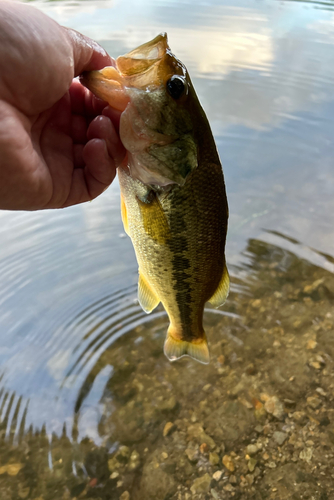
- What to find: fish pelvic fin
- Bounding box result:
[138,272,160,313]
[208,262,230,308]
[164,330,209,365]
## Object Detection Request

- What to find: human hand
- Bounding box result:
[0,0,125,210]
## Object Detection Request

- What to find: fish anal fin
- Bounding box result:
[164,332,209,365]
[120,193,129,235]
[138,272,160,313]
[208,262,230,308]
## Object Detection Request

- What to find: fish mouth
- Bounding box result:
[80,66,130,112]
[80,33,181,110]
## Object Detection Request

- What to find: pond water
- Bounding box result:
[0,0,334,499]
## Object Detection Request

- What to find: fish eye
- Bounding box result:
[166,76,187,100]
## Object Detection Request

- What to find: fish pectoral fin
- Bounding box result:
[208,262,230,308]
[137,193,170,245]
[164,333,209,365]
[138,273,160,313]
[120,193,129,235]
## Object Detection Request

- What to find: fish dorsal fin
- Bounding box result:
[208,263,230,307]
[120,193,129,235]
[138,272,160,313]
[164,333,210,365]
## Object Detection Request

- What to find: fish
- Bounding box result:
[81,33,229,364]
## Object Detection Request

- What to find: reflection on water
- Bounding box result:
[0,0,334,498]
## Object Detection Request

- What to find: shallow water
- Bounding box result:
[0,0,334,499]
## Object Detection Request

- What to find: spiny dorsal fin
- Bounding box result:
[164,334,209,365]
[138,272,160,313]
[208,262,230,308]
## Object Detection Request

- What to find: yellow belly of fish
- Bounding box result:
[118,163,229,364]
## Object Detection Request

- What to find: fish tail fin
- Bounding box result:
[164,328,209,365]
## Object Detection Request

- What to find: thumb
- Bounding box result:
[65,27,115,77]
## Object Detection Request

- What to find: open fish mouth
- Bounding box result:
[80,33,175,110]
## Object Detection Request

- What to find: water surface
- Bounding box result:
[0,0,334,498]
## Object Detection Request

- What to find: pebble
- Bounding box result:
[246,444,259,456]
[264,396,285,419]
[307,396,322,409]
[209,452,220,466]
[190,473,211,494]
[185,448,198,463]
[119,492,130,500]
[299,448,313,463]
[273,431,288,445]
[212,470,223,481]
[163,422,175,437]
[187,424,216,448]
[292,411,307,423]
[307,339,317,350]
[128,450,140,471]
[248,458,257,472]
[223,483,235,492]
[199,443,209,454]
[17,485,30,499]
[223,454,235,472]
[211,489,219,500]
[0,463,24,476]
[157,396,177,411]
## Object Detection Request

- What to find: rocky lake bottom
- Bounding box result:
[0,238,333,500]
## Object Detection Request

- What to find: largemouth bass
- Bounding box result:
[82,34,229,364]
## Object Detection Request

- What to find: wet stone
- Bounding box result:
[185,447,198,463]
[209,451,220,465]
[212,470,223,481]
[190,473,211,494]
[119,492,130,500]
[264,396,285,419]
[273,431,288,445]
[187,424,215,448]
[210,488,219,500]
[299,448,313,463]
[157,395,177,412]
[246,444,259,456]
[307,396,322,410]
[292,411,308,424]
[248,457,257,472]
[163,422,175,437]
[222,454,235,472]
[128,450,140,471]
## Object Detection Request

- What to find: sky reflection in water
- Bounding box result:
[0,0,333,445]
